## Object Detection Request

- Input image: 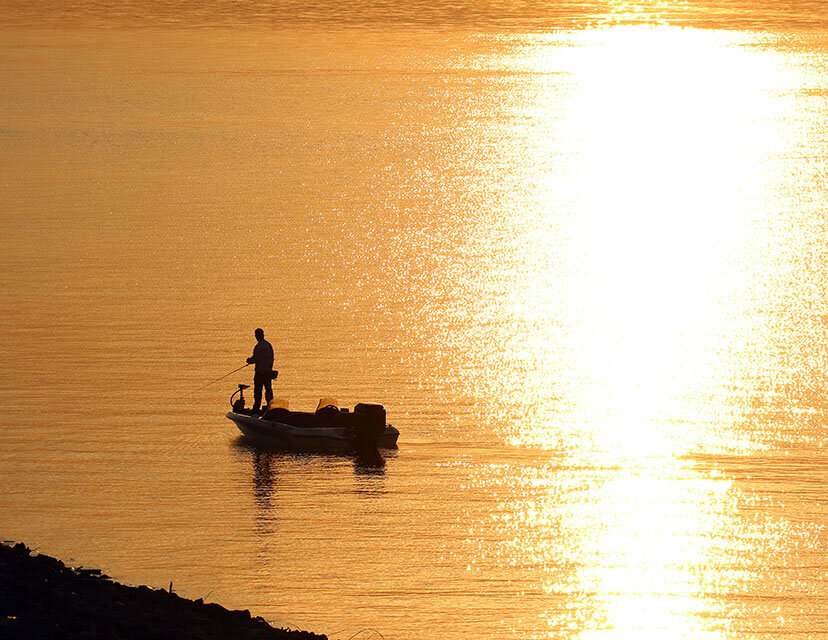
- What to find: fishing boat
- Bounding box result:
[226,385,399,451]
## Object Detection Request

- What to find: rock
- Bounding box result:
[0,541,328,640]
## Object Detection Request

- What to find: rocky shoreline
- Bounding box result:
[0,542,327,640]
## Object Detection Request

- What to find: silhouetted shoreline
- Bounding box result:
[0,542,326,640]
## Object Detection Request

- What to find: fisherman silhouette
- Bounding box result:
[246,328,274,413]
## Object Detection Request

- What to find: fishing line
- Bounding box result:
[189,363,250,395]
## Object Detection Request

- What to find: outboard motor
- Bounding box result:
[231,384,250,413]
[352,403,386,450]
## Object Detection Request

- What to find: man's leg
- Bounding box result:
[264,376,273,406]
[253,372,263,411]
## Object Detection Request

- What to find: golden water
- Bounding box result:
[2,3,828,638]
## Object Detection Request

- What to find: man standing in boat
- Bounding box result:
[247,328,274,413]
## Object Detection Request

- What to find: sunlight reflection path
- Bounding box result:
[454,27,804,456]
[440,26,816,638]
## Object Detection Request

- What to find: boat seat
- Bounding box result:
[263,407,291,422]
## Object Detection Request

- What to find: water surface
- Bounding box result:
[2,3,828,638]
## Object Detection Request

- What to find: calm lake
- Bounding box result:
[2,2,828,638]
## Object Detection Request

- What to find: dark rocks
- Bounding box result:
[0,542,327,640]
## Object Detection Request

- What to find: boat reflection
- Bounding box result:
[232,438,391,539]
[233,436,388,472]
[250,448,277,538]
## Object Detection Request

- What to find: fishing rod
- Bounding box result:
[190,363,250,395]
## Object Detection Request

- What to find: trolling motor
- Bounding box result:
[230,384,250,413]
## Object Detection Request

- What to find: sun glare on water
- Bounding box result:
[452,26,801,459]
[435,26,813,637]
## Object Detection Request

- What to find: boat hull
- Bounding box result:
[227,411,399,451]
